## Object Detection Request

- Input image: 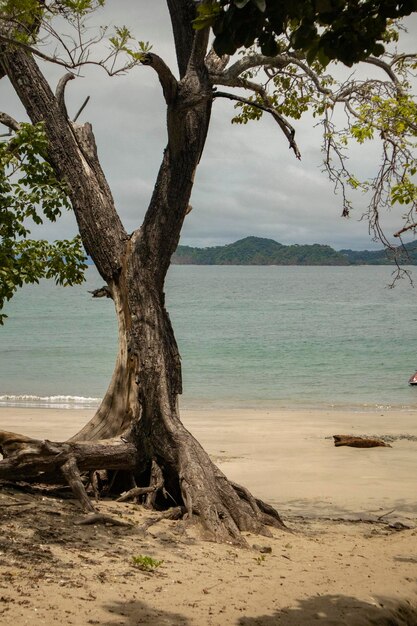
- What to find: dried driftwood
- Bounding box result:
[333,435,391,448]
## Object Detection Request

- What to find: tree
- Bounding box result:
[0,0,416,544]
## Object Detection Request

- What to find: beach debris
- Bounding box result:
[388,521,412,531]
[333,435,391,448]
[377,509,396,520]
[252,544,272,554]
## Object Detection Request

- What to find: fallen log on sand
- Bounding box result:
[333,435,391,448]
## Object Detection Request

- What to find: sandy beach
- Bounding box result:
[1,406,417,624]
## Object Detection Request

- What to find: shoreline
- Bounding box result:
[1,397,416,412]
[1,405,417,520]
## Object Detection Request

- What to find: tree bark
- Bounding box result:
[70,283,139,442]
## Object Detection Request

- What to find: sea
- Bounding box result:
[1,265,417,412]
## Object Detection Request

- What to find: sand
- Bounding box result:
[1,406,417,625]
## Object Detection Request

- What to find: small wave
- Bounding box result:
[0,394,101,409]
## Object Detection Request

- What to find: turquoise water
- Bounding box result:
[1,265,417,410]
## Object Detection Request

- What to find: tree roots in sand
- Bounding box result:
[0,429,286,546]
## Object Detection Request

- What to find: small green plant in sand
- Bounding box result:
[131,555,163,572]
[254,554,266,565]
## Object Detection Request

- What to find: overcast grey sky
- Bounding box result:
[2,1,417,251]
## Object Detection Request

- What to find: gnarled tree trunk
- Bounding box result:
[0,1,286,544]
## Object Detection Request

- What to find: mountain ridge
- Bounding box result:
[172,236,417,266]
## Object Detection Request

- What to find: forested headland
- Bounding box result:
[172,236,417,265]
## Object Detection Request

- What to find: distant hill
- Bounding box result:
[172,236,417,266]
[340,240,417,265]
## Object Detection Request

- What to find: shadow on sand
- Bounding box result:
[238,594,417,626]
[100,593,417,626]
[101,599,191,626]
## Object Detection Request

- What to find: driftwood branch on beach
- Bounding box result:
[333,435,391,448]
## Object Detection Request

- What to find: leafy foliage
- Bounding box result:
[321,84,417,242]
[131,555,163,572]
[225,37,417,245]
[196,0,417,66]
[0,122,87,324]
[0,0,105,42]
[0,1,148,76]
[109,27,152,63]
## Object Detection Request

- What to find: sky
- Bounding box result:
[1,1,417,251]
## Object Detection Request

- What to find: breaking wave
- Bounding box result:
[0,395,101,409]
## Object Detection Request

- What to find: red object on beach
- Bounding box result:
[408,372,417,385]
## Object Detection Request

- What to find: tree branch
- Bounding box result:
[363,56,404,93]
[0,111,20,131]
[187,23,210,74]
[214,91,300,159]
[55,73,75,118]
[392,53,417,63]
[214,52,334,101]
[0,33,136,77]
[205,48,229,74]
[73,96,90,123]
[140,53,178,104]
[166,0,196,78]
[394,223,417,238]
[213,58,302,160]
[220,53,290,82]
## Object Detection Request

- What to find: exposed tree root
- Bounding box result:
[117,485,157,503]
[61,456,96,513]
[0,427,286,545]
[0,429,138,513]
[140,506,185,531]
[150,429,288,546]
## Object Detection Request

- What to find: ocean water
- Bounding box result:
[1,265,417,411]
